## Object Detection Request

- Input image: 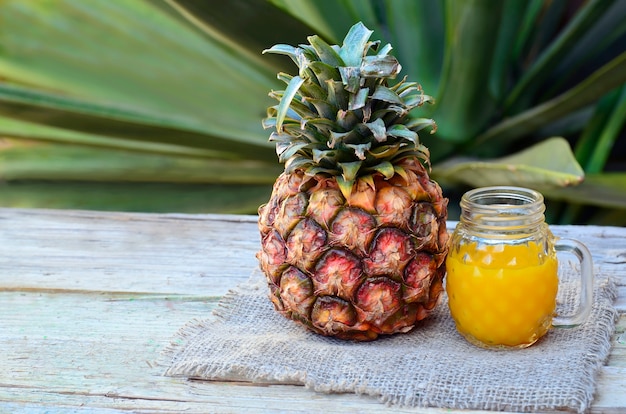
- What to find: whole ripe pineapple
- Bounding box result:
[257,22,449,341]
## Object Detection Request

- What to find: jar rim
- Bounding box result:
[459,186,546,231]
[461,186,544,210]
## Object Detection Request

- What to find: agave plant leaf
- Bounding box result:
[0,115,228,158]
[0,181,271,214]
[0,0,279,156]
[433,137,584,190]
[505,0,618,112]
[0,0,623,220]
[546,173,626,209]
[474,51,626,148]
[165,0,317,71]
[0,85,276,161]
[384,0,444,97]
[269,0,380,43]
[512,0,545,64]
[430,0,503,142]
[582,85,626,173]
[574,89,623,168]
[488,0,527,100]
[0,139,281,184]
[544,1,626,99]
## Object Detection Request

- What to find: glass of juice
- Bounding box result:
[446,186,593,349]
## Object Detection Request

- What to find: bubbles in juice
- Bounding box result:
[446,241,558,348]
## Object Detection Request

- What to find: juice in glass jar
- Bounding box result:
[446,241,558,348]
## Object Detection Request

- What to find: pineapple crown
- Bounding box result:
[262,22,436,196]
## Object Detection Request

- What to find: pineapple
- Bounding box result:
[257,22,448,341]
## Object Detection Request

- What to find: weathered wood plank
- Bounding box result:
[2,209,625,298]
[1,291,624,413]
[0,208,624,413]
[0,208,259,295]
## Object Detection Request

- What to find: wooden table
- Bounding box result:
[1,208,624,413]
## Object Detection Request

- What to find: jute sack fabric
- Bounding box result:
[164,262,617,413]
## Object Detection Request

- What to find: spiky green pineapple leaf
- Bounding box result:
[367,161,395,179]
[308,35,345,67]
[339,161,363,181]
[338,22,373,66]
[433,137,585,189]
[272,76,305,132]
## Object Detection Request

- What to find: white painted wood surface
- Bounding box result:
[0,208,624,413]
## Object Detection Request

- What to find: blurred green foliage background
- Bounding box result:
[0,0,624,224]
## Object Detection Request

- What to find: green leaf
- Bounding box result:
[505,0,617,112]
[339,161,363,181]
[0,181,271,214]
[0,115,235,159]
[489,0,527,100]
[309,61,342,85]
[371,85,402,105]
[335,175,354,201]
[512,0,544,70]
[546,173,626,209]
[0,0,283,158]
[474,52,626,147]
[274,76,305,132]
[167,0,317,72]
[360,55,401,78]
[544,1,626,99]
[584,85,626,173]
[434,137,584,189]
[262,44,300,64]
[431,0,504,142]
[574,88,624,167]
[308,35,345,67]
[339,22,373,67]
[386,124,418,144]
[0,140,281,184]
[385,0,444,98]
[364,119,387,142]
[367,161,395,179]
[268,0,351,43]
[345,143,371,160]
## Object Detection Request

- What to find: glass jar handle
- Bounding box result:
[552,238,594,328]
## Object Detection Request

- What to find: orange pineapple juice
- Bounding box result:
[446,241,558,348]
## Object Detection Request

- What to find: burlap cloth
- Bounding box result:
[164,261,618,413]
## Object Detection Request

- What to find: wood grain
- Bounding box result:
[1,207,624,413]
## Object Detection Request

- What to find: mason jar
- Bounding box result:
[445,186,593,349]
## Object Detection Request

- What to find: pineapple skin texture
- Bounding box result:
[257,157,449,341]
